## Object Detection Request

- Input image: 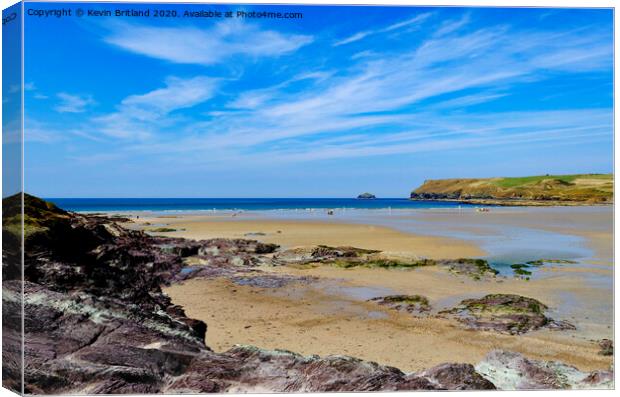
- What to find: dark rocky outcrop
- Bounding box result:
[357,193,376,199]
[273,248,497,279]
[440,294,575,335]
[273,245,435,269]
[526,259,578,266]
[437,258,498,280]
[3,194,506,393]
[510,263,532,279]
[598,339,613,356]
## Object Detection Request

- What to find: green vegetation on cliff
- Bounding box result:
[410,173,612,204]
[3,193,69,240]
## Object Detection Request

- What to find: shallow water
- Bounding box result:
[324,284,397,301]
[180,267,197,275]
[367,311,389,319]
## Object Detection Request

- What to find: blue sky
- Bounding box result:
[21,3,613,198]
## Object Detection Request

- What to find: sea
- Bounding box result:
[46,198,477,213]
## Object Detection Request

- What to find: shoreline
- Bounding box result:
[74,202,613,216]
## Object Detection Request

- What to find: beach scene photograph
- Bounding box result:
[1,1,614,393]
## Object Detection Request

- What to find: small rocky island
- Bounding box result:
[357,192,376,199]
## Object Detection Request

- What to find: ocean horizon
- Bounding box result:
[46,197,480,213]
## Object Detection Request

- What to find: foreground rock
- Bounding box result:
[441,294,575,334]
[419,363,496,390]
[9,276,506,393]
[476,350,613,389]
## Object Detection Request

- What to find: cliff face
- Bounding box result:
[410,174,613,204]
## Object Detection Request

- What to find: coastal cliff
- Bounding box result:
[410,174,613,206]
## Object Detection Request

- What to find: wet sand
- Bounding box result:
[135,207,613,373]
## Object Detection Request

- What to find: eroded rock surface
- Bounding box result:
[476,350,613,390]
[436,258,499,280]
[598,339,613,356]
[273,247,498,280]
[440,294,575,334]
[369,295,431,314]
[273,245,436,269]
[419,363,496,390]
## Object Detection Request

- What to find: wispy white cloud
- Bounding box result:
[160,109,611,169]
[122,21,611,166]
[68,152,125,165]
[333,12,432,46]
[23,118,66,143]
[59,12,611,173]
[92,76,217,139]
[104,20,313,65]
[2,118,21,144]
[427,92,508,109]
[351,50,377,60]
[383,13,433,32]
[54,93,95,113]
[122,76,217,116]
[333,31,372,46]
[434,13,471,37]
[7,82,36,95]
[264,110,612,162]
[226,71,333,110]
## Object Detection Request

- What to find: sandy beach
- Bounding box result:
[123,207,613,374]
